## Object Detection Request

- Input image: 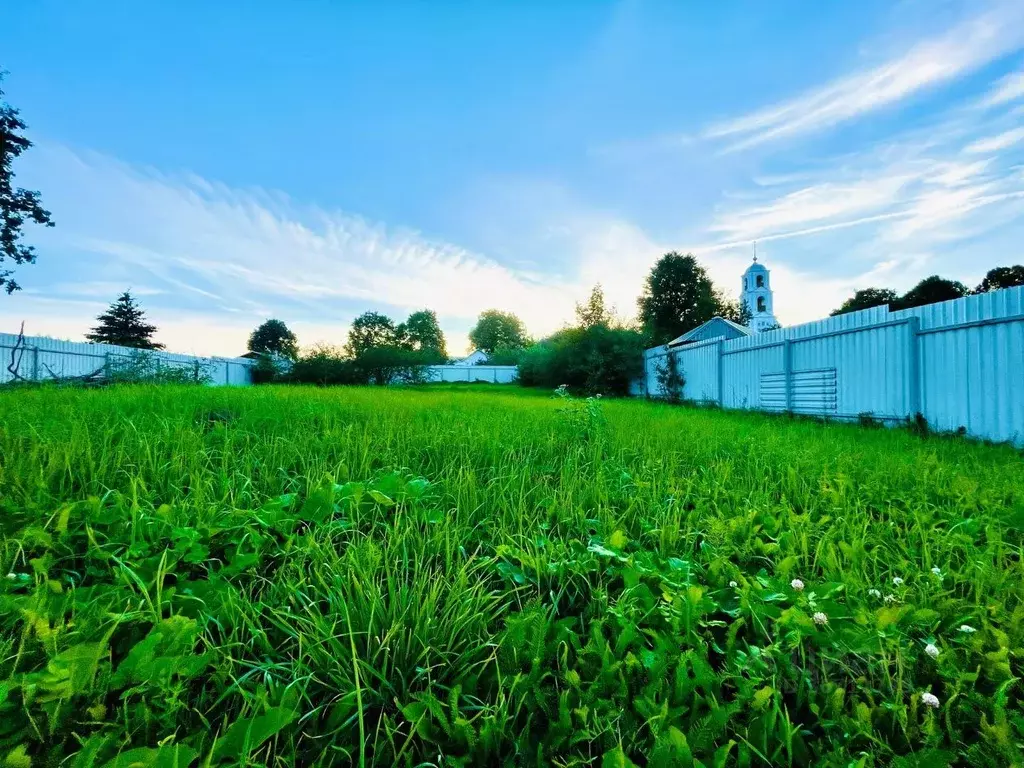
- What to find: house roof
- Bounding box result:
[667,316,753,347]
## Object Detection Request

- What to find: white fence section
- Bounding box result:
[0,332,256,386]
[643,286,1024,445]
[425,365,519,384]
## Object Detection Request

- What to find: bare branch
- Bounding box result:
[6,321,27,381]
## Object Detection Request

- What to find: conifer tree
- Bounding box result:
[86,291,164,349]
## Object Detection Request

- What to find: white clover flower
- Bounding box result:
[925,643,939,659]
[921,692,940,709]
[729,581,738,588]
[892,577,904,586]
[884,594,898,604]
[812,612,828,626]
[5,573,17,581]
[930,566,942,576]
[958,624,976,633]
[868,589,881,598]
[790,579,805,591]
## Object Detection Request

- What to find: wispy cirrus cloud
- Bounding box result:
[964,127,1024,154]
[5,145,594,355]
[704,3,1024,151]
[979,68,1024,107]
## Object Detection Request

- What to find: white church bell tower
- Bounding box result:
[742,247,779,333]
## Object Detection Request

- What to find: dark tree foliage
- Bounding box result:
[345,312,398,358]
[351,345,433,386]
[468,310,529,354]
[830,288,900,316]
[898,275,969,310]
[248,319,298,361]
[0,72,54,294]
[718,296,752,327]
[517,325,644,396]
[399,309,447,363]
[638,252,725,346]
[975,265,1024,293]
[86,291,164,350]
[575,285,612,329]
[486,345,525,366]
[286,344,361,386]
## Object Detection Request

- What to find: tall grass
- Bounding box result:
[0,384,1022,766]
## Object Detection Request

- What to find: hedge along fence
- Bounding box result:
[0,330,256,386]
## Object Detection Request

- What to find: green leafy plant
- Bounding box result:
[0,384,1022,766]
[106,349,212,384]
[655,349,685,403]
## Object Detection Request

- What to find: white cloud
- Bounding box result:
[705,4,1024,150]
[708,175,915,242]
[17,145,588,355]
[980,69,1024,107]
[964,127,1024,154]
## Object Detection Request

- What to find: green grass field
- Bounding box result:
[1,385,1023,767]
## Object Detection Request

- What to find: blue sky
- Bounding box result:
[2,0,1023,355]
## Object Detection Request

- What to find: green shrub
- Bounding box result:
[485,345,526,366]
[655,348,686,403]
[287,344,361,386]
[287,344,434,386]
[518,325,644,395]
[350,345,434,385]
[107,349,212,385]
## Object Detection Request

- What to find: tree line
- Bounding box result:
[51,246,1024,393]
[830,267,1024,316]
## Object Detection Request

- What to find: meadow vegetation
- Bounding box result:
[1,385,1023,767]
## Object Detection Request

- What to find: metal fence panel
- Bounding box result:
[644,286,1024,445]
[424,365,519,384]
[0,332,255,386]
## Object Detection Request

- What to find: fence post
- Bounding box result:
[716,341,724,407]
[783,339,793,413]
[906,317,921,418]
[103,352,110,379]
[32,346,40,381]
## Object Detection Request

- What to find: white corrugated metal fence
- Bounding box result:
[644,287,1024,445]
[0,332,256,386]
[425,365,519,383]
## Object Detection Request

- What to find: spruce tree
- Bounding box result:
[86,291,164,349]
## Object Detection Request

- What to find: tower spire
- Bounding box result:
[752,240,758,263]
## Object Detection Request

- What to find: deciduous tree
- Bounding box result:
[468,310,528,354]
[975,265,1024,293]
[831,288,900,316]
[575,285,612,329]
[345,311,398,358]
[399,309,447,363]
[898,276,968,310]
[637,252,723,346]
[248,319,298,360]
[1,72,53,294]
